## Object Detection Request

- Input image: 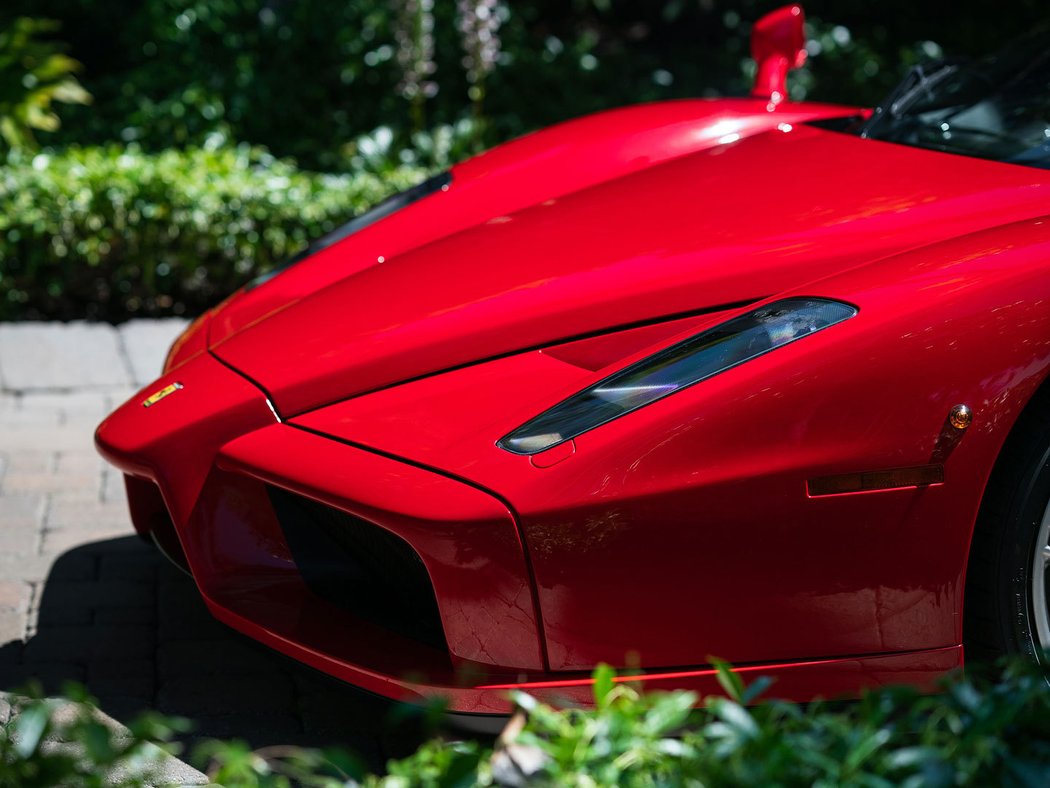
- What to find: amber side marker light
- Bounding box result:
[808,464,944,497]
[949,404,973,430]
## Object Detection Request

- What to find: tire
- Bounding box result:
[964,397,1050,666]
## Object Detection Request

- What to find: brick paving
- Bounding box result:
[0,320,435,783]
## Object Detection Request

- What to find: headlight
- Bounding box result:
[498,297,858,455]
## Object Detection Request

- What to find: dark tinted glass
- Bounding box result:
[859,31,1050,168]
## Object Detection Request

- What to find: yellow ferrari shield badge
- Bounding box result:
[142,382,183,408]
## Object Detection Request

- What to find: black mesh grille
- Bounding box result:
[267,486,447,650]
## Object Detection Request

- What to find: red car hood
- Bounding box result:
[212,125,1050,416]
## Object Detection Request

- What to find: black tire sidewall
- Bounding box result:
[997,441,1050,661]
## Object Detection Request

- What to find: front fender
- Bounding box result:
[299,217,1050,672]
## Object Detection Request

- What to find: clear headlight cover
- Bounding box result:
[498,297,858,455]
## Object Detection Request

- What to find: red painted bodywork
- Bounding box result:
[750,4,807,102]
[212,125,1050,417]
[97,66,1050,713]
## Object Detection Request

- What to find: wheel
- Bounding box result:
[964,398,1050,665]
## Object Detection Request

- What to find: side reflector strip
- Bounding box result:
[477,659,824,691]
[476,646,961,690]
[808,464,944,497]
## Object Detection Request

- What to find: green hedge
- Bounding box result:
[0,146,425,321]
[4,660,1050,786]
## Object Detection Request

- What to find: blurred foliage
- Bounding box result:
[0,681,190,787]
[0,145,424,321]
[487,658,1050,786]
[5,658,1050,786]
[0,17,90,150]
[345,118,482,174]
[392,0,439,133]
[0,1,1046,169]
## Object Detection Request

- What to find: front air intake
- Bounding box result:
[267,486,447,651]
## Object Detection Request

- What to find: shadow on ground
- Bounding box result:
[0,536,449,772]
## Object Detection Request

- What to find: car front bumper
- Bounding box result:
[96,351,960,714]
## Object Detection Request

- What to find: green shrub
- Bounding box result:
[368,660,1050,787]
[5,660,1050,786]
[0,145,425,321]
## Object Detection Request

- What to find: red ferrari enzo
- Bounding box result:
[97,6,1050,715]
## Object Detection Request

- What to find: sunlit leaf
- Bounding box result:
[11,703,50,758]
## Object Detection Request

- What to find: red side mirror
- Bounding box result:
[750,4,807,104]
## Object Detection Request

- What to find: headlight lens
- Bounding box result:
[499,297,857,455]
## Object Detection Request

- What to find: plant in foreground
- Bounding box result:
[0,682,189,788]
[4,659,1050,787]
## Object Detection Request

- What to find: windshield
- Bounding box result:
[857,30,1050,169]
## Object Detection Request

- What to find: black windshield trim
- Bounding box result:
[246,170,452,290]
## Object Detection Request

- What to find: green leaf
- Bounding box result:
[0,17,92,150]
[81,719,116,763]
[593,663,616,710]
[711,658,746,703]
[644,692,696,736]
[713,699,759,739]
[11,703,50,758]
[742,675,774,705]
[844,728,891,772]
[512,691,538,713]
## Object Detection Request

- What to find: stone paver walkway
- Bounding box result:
[0,320,431,783]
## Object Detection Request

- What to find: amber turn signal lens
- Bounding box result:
[949,404,973,430]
